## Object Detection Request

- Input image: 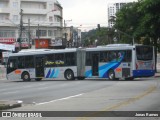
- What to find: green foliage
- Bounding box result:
[82,27,115,47]
[115,0,160,52]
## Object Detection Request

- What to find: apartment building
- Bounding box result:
[0,0,63,49]
[108,2,127,27]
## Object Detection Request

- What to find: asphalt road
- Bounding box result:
[0,79,117,104]
[0,77,159,110]
[0,77,160,120]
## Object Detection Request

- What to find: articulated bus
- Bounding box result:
[6,48,86,81]
[85,44,155,80]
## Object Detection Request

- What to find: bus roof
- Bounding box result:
[9,48,80,57]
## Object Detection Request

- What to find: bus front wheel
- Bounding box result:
[108,69,115,80]
[64,70,75,80]
[22,72,31,81]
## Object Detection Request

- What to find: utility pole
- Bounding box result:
[38,24,40,49]
[28,19,31,48]
[19,9,23,51]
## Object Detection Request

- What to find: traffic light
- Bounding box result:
[97,24,100,31]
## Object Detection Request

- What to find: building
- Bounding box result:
[108,2,127,27]
[64,26,81,48]
[0,0,63,51]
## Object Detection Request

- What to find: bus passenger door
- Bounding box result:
[35,56,45,78]
[92,53,99,76]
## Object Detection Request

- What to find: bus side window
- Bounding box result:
[9,59,17,69]
[108,51,117,62]
[100,51,108,62]
[18,57,25,68]
[25,56,34,68]
[122,50,132,62]
[10,62,13,68]
[65,53,75,66]
[55,54,64,67]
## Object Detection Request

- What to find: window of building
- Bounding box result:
[36,30,47,37]
[49,16,53,22]
[13,2,18,8]
[48,30,53,36]
[13,15,18,22]
[0,30,15,37]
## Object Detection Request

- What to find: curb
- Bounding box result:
[0,100,23,110]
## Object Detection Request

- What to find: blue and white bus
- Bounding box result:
[85,44,155,80]
[6,48,86,81]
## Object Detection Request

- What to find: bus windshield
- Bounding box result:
[136,46,153,60]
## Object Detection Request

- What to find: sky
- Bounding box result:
[58,0,137,31]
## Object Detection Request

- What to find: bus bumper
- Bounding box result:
[133,70,155,77]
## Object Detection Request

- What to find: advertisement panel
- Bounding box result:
[35,39,49,49]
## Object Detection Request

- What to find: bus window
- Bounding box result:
[123,50,132,62]
[7,58,17,74]
[45,54,55,67]
[18,57,25,68]
[100,51,108,62]
[108,51,117,62]
[65,53,76,66]
[9,59,17,69]
[86,52,92,66]
[25,56,34,68]
[136,46,153,60]
[55,53,64,66]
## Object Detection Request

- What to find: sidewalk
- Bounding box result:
[0,101,22,110]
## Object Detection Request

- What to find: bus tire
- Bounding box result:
[22,72,31,81]
[64,70,75,80]
[108,69,115,80]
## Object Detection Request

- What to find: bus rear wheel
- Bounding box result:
[64,70,75,80]
[22,72,31,81]
[108,69,115,80]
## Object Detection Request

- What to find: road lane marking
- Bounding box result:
[77,85,157,119]
[36,93,83,105]
[1,91,20,95]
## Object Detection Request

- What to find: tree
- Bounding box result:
[138,0,160,72]
[114,2,142,44]
[114,0,160,71]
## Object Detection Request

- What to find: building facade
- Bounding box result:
[0,0,63,50]
[108,2,127,28]
[64,26,81,48]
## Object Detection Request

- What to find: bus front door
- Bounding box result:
[35,56,45,78]
[92,53,99,76]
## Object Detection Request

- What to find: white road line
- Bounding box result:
[36,93,83,105]
[1,91,20,95]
